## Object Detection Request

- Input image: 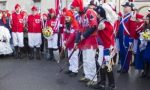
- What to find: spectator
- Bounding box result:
[140,14,150,78]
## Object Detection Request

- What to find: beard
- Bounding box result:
[65,22,71,30]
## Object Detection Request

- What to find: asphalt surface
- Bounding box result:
[0,56,149,90]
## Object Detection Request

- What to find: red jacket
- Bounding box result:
[64,20,79,50]
[46,17,58,33]
[27,14,42,33]
[81,8,98,49]
[134,21,144,39]
[98,20,114,49]
[124,18,137,38]
[123,13,144,39]
[11,12,24,32]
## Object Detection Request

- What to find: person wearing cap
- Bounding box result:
[26,6,42,60]
[91,5,116,90]
[10,4,25,59]
[117,2,142,73]
[46,8,59,61]
[72,0,98,86]
[63,10,80,77]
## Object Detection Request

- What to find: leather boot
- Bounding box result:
[91,68,106,90]
[29,47,34,60]
[49,48,54,61]
[18,47,24,59]
[14,46,19,59]
[107,71,116,90]
[36,48,41,60]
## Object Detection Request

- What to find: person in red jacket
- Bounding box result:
[46,8,59,61]
[10,4,25,59]
[63,10,79,77]
[71,0,98,86]
[92,6,116,90]
[27,6,42,60]
[118,2,143,73]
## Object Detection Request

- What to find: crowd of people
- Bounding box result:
[0,0,150,90]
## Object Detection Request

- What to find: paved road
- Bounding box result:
[0,56,149,90]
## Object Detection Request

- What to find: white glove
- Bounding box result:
[98,22,105,30]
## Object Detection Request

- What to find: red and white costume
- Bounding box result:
[10,4,25,47]
[64,10,79,73]
[125,13,144,53]
[46,9,58,49]
[27,6,42,48]
[80,8,98,82]
[97,19,114,66]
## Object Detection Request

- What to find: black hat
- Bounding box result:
[95,6,106,19]
[122,2,134,8]
[148,8,150,12]
[89,0,96,6]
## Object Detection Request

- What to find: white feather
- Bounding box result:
[102,3,118,25]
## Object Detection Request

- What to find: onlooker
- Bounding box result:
[140,14,150,78]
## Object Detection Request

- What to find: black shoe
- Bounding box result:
[90,84,105,90]
[64,70,72,74]
[130,63,135,66]
[52,58,56,62]
[79,77,90,83]
[69,72,78,77]
[90,81,105,90]
[29,56,34,60]
[140,72,147,78]
[108,84,116,90]
[14,46,19,59]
